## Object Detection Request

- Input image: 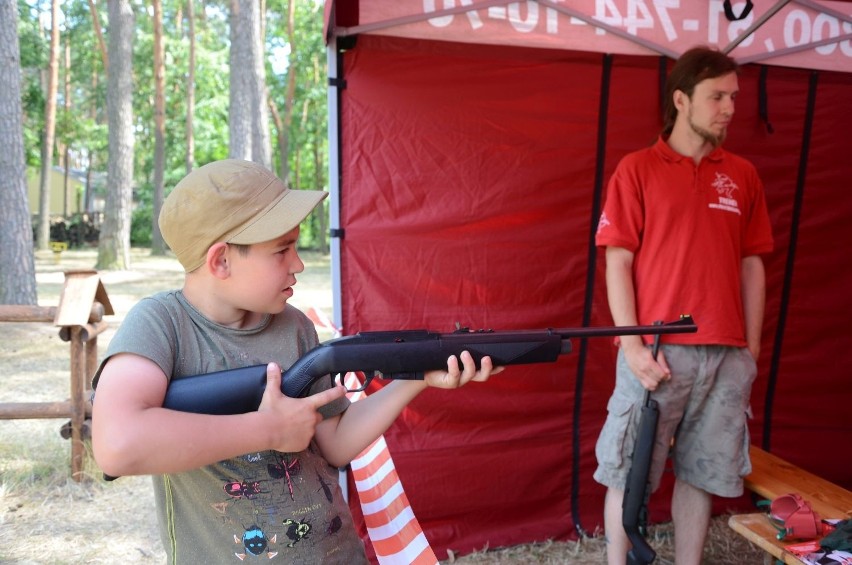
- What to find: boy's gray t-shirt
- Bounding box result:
[95,290,367,564]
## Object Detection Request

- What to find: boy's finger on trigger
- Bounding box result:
[308,383,345,406]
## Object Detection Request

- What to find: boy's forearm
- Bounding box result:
[316,380,427,467]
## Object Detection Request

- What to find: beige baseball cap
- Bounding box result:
[159,159,328,272]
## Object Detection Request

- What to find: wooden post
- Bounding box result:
[69,326,86,480]
[54,271,113,482]
[1,271,113,482]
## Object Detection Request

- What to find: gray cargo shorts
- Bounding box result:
[593,344,756,498]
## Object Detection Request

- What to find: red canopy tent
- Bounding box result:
[323,0,852,559]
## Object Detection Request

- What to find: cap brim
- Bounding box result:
[228,189,328,245]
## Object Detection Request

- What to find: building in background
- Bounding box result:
[26,165,105,217]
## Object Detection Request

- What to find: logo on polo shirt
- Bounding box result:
[596,212,611,234]
[709,172,741,215]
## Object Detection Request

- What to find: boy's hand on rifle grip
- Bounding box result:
[259,362,346,453]
[423,351,505,389]
[623,343,671,391]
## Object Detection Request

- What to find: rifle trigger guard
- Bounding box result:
[340,371,376,393]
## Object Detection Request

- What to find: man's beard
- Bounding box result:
[688,108,726,147]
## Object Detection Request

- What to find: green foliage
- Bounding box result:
[131,202,154,247]
[265,0,329,197]
[18,0,330,251]
[17,0,47,68]
[18,1,48,166]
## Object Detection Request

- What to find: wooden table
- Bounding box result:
[728,513,805,565]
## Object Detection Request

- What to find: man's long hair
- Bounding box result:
[662,46,739,135]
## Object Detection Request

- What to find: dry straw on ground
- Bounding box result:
[0,249,766,564]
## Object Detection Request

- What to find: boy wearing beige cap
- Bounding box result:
[91,159,499,563]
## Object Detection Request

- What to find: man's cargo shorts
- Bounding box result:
[593,344,757,498]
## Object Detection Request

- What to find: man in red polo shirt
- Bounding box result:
[594,46,774,565]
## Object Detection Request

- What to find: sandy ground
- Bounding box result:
[0,248,766,564]
[0,248,332,565]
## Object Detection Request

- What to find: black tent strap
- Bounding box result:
[759,66,775,134]
[338,34,358,51]
[329,228,345,239]
[328,76,347,89]
[724,0,754,21]
[571,52,613,537]
[763,70,818,450]
[659,56,668,120]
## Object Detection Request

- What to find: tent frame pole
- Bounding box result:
[723,0,793,54]
[327,35,344,332]
[721,0,852,63]
[737,31,852,65]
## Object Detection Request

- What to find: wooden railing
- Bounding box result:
[0,271,113,481]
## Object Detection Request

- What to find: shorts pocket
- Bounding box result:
[595,394,637,470]
[740,347,758,389]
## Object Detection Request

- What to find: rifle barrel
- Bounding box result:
[554,315,695,339]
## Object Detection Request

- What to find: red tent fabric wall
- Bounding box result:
[333,34,852,559]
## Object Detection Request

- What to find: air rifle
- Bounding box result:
[622,325,663,565]
[161,316,695,414]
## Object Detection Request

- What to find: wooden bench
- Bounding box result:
[728,445,852,564]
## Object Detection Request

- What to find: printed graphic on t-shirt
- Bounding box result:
[267,453,302,501]
[234,524,278,560]
[206,449,347,561]
[708,172,742,215]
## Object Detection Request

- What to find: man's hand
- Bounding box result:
[423,350,505,389]
[622,340,670,391]
[259,362,347,453]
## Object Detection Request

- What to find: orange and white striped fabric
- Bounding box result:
[344,371,439,565]
[305,306,438,565]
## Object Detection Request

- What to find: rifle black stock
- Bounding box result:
[162,316,695,415]
[622,327,663,565]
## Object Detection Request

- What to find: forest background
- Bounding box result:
[0,0,329,305]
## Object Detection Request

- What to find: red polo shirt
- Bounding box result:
[596,137,774,346]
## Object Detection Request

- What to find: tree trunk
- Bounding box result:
[62,34,71,216]
[268,0,297,185]
[0,1,38,304]
[36,0,61,251]
[313,126,328,254]
[185,0,196,174]
[85,6,104,216]
[228,0,252,160]
[229,0,271,167]
[151,0,167,255]
[268,95,288,183]
[97,0,135,271]
[87,0,109,72]
[250,1,271,169]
